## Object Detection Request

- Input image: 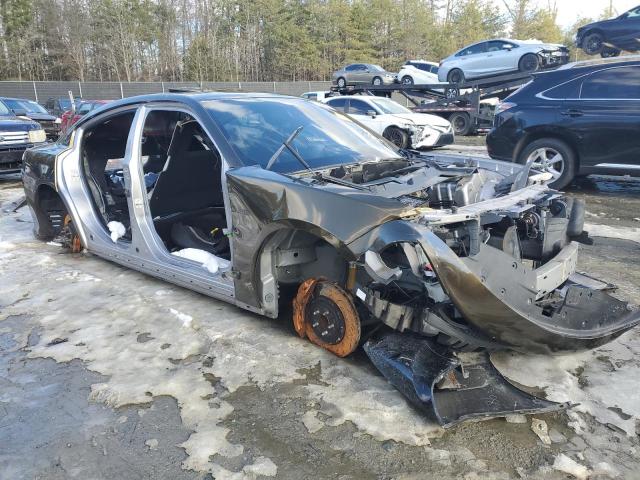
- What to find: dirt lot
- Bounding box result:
[2,143,640,480]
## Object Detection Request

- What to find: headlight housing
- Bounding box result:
[28,129,47,143]
[54,117,62,124]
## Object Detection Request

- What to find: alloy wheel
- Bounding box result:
[526,147,565,180]
[373,77,382,85]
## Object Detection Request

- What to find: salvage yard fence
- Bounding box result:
[0,80,413,106]
[0,80,334,103]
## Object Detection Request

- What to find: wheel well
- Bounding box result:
[515,131,580,168]
[257,228,349,318]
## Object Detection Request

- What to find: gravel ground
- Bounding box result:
[2,144,640,480]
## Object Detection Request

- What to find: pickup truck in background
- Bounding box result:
[0,101,47,174]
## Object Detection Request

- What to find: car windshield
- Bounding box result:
[0,102,11,116]
[369,98,411,115]
[203,97,400,173]
[3,99,47,114]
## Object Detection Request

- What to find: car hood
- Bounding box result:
[387,113,451,128]
[0,117,39,130]
[518,39,566,50]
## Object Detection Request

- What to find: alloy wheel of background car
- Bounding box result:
[337,77,346,88]
[444,87,459,99]
[401,75,414,85]
[447,69,464,85]
[293,279,361,357]
[519,138,576,189]
[518,53,539,73]
[383,126,410,148]
[526,147,564,179]
[583,33,604,55]
[449,112,471,136]
[372,76,383,86]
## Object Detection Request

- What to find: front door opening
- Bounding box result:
[141,110,230,271]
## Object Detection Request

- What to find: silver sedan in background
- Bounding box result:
[332,64,396,88]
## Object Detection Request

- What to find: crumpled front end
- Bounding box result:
[411,123,455,149]
[343,171,638,425]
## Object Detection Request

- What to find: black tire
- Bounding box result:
[401,75,414,85]
[372,76,383,86]
[601,47,621,58]
[449,112,472,136]
[383,126,410,148]
[337,77,346,88]
[583,32,604,55]
[517,138,576,190]
[518,53,539,73]
[444,87,460,100]
[447,68,465,84]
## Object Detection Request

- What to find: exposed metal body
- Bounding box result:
[21,92,640,426]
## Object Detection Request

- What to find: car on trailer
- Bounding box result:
[487,57,640,189]
[332,64,396,88]
[438,39,569,84]
[576,5,640,57]
[324,95,454,148]
[396,60,441,86]
[22,91,640,426]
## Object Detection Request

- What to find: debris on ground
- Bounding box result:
[531,418,551,445]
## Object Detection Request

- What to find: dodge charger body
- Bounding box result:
[22,92,639,425]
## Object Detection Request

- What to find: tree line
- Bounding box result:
[0,0,620,82]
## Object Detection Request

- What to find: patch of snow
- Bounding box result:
[301,410,324,433]
[169,308,193,329]
[145,438,158,450]
[242,456,277,477]
[585,222,640,243]
[552,453,590,479]
[171,248,230,274]
[107,221,126,243]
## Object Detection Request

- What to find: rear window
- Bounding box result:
[78,103,95,114]
[541,78,580,99]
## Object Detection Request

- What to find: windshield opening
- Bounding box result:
[3,99,47,114]
[369,98,411,115]
[202,97,400,174]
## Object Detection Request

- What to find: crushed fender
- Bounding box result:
[363,332,568,427]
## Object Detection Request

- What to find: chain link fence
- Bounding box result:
[0,80,334,103]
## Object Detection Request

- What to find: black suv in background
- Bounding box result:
[486,58,640,189]
[0,101,47,174]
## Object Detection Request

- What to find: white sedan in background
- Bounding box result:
[396,60,440,85]
[324,96,453,149]
[438,38,569,83]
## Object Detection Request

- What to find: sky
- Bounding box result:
[496,0,639,29]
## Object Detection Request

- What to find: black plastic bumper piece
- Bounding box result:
[363,332,568,427]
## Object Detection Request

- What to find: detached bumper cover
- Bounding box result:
[364,332,567,427]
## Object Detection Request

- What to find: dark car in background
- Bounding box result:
[0,101,47,173]
[44,96,81,117]
[576,5,640,57]
[0,97,60,140]
[59,100,110,133]
[487,58,640,189]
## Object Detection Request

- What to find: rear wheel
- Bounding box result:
[583,32,604,55]
[383,126,410,148]
[337,77,346,88]
[401,75,414,85]
[518,138,576,190]
[518,53,539,73]
[449,112,472,136]
[372,76,383,86]
[447,68,465,84]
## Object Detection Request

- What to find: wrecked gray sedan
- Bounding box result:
[22,92,640,426]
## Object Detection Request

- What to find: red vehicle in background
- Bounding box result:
[60,100,110,133]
